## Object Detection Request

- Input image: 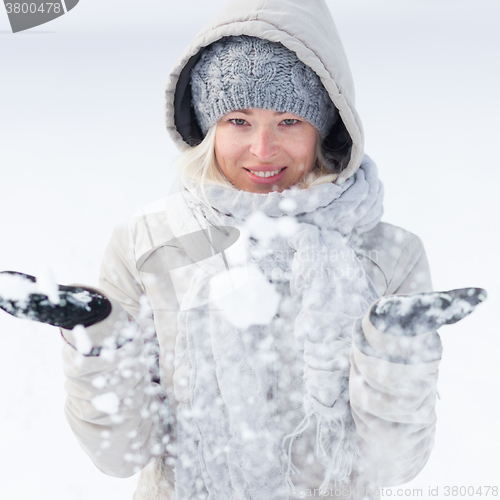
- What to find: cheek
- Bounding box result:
[215,133,240,168]
[289,134,317,168]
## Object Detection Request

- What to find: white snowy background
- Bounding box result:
[1,0,499,498]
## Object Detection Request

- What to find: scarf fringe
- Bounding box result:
[283,411,360,496]
[282,413,311,487]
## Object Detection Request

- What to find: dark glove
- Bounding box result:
[0,271,112,329]
[369,288,487,336]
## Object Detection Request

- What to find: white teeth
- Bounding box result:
[249,169,282,178]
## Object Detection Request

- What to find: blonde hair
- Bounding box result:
[176,125,341,195]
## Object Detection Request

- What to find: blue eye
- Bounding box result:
[282,119,299,126]
[229,118,247,126]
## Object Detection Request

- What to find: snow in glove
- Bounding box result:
[0,271,112,329]
[370,288,487,336]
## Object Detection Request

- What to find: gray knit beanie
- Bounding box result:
[190,36,337,138]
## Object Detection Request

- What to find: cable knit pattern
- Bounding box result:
[190,36,338,137]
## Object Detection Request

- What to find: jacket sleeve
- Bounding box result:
[349,236,441,486]
[61,224,171,478]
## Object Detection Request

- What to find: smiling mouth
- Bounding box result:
[245,168,286,178]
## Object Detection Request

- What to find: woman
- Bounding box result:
[0,0,486,499]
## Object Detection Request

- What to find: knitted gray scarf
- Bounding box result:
[167,156,384,499]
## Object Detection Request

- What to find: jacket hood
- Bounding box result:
[164,0,364,182]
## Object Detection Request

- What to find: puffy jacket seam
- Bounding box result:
[256,0,267,20]
[355,251,389,294]
[128,218,149,296]
[386,236,423,293]
[127,220,146,295]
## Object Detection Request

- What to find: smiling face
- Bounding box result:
[214,108,318,193]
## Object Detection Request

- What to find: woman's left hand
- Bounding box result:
[369,288,487,336]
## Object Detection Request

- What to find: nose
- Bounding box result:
[249,126,279,161]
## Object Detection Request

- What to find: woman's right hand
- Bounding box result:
[0,271,112,329]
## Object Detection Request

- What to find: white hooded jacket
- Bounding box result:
[61,1,441,498]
